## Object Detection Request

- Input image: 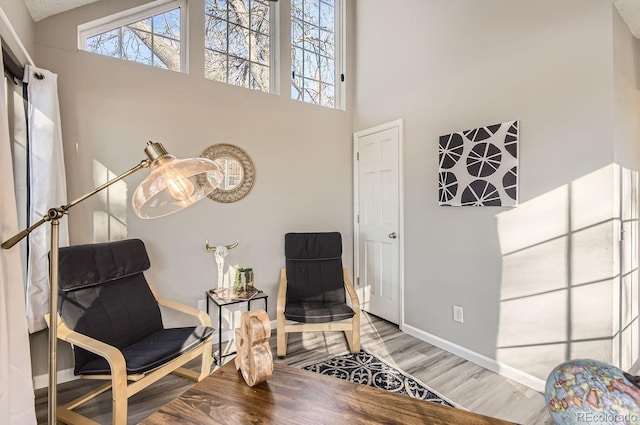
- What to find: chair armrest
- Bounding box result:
[343,268,360,311]
[148,284,213,327]
[46,314,127,373]
[277,268,287,317]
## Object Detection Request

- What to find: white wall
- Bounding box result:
[613,0,640,169]
[355,0,638,383]
[29,0,355,376]
[612,4,640,372]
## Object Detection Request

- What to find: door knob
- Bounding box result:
[388,232,397,239]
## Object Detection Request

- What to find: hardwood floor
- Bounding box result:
[35,313,553,424]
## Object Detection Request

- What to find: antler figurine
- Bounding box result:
[205,240,239,253]
[205,240,239,288]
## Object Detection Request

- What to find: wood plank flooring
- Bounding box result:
[35,313,553,424]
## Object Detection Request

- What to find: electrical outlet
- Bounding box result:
[453,305,464,323]
[197,299,207,311]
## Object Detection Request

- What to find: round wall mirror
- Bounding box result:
[200,144,255,203]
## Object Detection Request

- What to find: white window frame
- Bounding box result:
[204,0,278,94]
[78,0,188,73]
[336,0,346,110]
[272,1,280,95]
[291,0,345,110]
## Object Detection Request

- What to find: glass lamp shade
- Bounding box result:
[133,152,223,219]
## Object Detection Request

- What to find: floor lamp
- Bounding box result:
[1,141,223,425]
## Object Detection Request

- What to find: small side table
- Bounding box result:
[205,290,268,365]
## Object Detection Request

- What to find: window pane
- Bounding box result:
[228,24,248,59]
[292,0,304,20]
[250,0,269,34]
[86,29,120,56]
[251,32,270,65]
[303,77,319,103]
[79,1,184,72]
[292,46,304,78]
[250,62,269,91]
[320,83,334,107]
[204,0,271,93]
[292,75,303,99]
[206,17,228,51]
[229,0,250,27]
[320,55,334,83]
[303,50,319,79]
[303,22,319,51]
[129,17,152,30]
[291,0,340,108]
[228,56,250,88]
[205,0,228,19]
[153,54,168,69]
[319,2,334,30]
[153,35,181,71]
[121,27,153,65]
[205,49,228,82]
[303,0,320,22]
[319,29,334,57]
[292,19,303,48]
[152,8,180,39]
[125,17,152,47]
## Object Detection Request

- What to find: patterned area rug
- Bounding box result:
[302,351,455,408]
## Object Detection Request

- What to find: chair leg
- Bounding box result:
[345,330,359,354]
[277,323,288,358]
[348,329,360,354]
[276,268,288,358]
[345,314,361,354]
[111,369,128,425]
[197,339,213,381]
[353,311,360,352]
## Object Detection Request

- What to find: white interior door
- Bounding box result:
[354,120,403,325]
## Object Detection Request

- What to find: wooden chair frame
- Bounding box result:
[276,268,360,357]
[45,285,213,425]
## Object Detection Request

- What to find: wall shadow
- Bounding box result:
[92,159,128,242]
[496,164,639,380]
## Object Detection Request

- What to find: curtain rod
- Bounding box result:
[0,6,35,68]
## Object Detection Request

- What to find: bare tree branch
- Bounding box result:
[227,0,269,91]
[127,21,181,71]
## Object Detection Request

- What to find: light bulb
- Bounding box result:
[163,165,195,201]
[133,141,222,219]
[150,154,196,201]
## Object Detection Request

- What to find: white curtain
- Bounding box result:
[0,44,37,424]
[24,65,69,333]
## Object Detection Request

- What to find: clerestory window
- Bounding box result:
[291,0,344,109]
[204,0,276,93]
[78,0,186,72]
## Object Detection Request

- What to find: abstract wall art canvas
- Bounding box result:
[438,120,518,207]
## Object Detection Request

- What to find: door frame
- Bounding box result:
[353,119,405,329]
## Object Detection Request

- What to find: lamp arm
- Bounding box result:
[1,159,151,250]
[1,216,48,249]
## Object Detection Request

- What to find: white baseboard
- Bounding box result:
[402,323,546,393]
[33,368,77,390]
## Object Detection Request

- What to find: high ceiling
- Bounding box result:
[615,0,640,38]
[24,0,99,22]
[22,0,640,39]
